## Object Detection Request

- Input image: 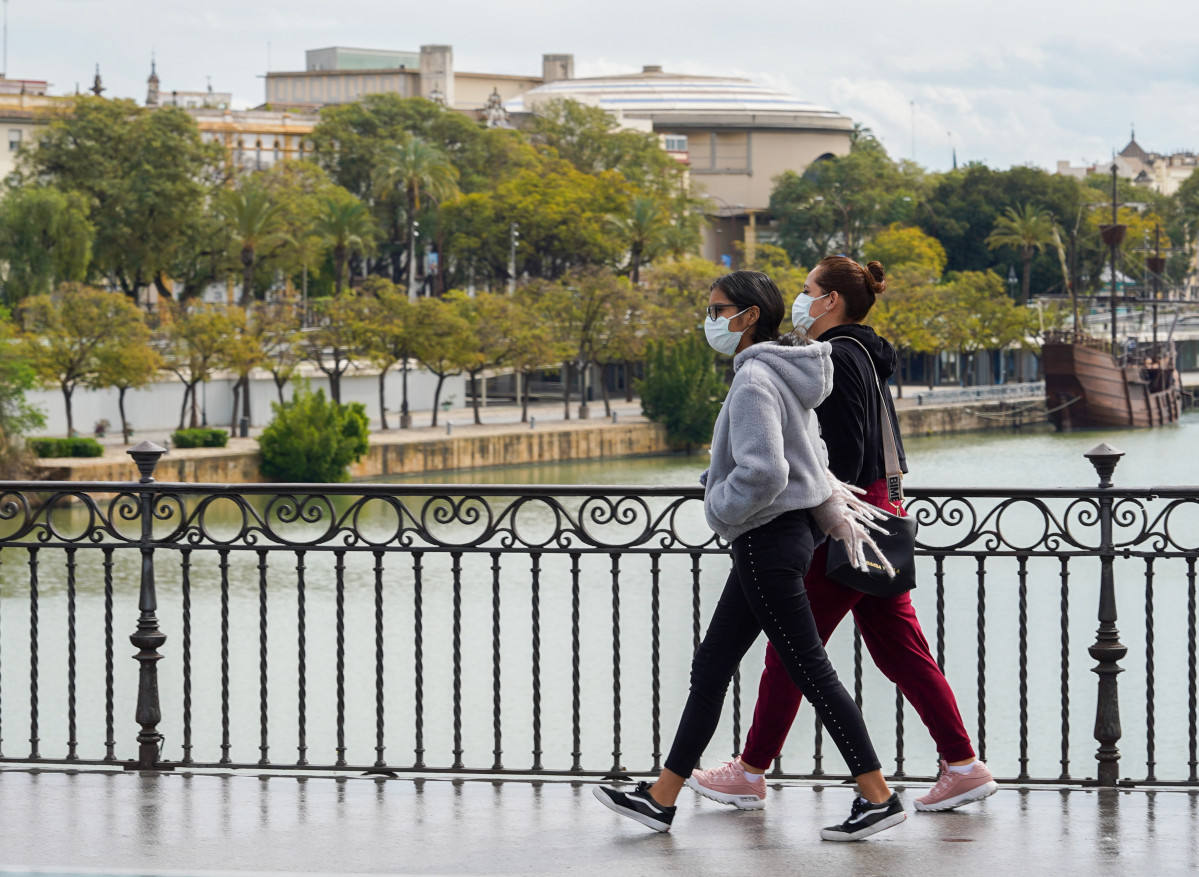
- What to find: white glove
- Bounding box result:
[809,470,896,577]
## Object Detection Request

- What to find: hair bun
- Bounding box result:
[865,261,887,295]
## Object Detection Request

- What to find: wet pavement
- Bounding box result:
[0,767,1195,876]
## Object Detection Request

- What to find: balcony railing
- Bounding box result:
[0,442,1195,787]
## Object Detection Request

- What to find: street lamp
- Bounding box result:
[507,222,520,295]
[1006,265,1018,300]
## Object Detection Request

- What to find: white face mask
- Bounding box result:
[791,292,830,336]
[704,308,749,355]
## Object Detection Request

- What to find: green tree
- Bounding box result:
[0,307,46,476]
[18,285,149,436]
[985,203,1060,305]
[637,333,727,451]
[866,264,943,395]
[255,300,305,403]
[305,293,370,404]
[506,286,562,421]
[528,99,684,194]
[373,137,460,299]
[94,334,162,444]
[158,302,240,429]
[863,224,948,279]
[443,290,516,425]
[607,195,669,283]
[218,180,289,307]
[937,271,1031,385]
[917,164,1085,292]
[258,381,369,483]
[539,267,631,420]
[0,187,93,304]
[410,296,474,426]
[17,97,223,301]
[771,133,914,264]
[313,193,377,295]
[355,277,417,429]
[441,156,627,284]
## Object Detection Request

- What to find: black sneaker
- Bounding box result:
[593,781,676,832]
[820,793,906,841]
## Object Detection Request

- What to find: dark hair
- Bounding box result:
[814,256,887,322]
[710,270,784,345]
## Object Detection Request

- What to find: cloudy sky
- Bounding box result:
[11,0,1199,172]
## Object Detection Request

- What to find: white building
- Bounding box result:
[1057,131,1198,197]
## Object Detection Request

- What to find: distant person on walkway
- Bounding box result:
[687,256,997,813]
[594,270,907,841]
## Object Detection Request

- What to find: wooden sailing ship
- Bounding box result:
[1043,331,1182,430]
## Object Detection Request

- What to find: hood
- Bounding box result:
[820,324,898,379]
[733,340,833,410]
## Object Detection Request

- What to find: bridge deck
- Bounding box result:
[0,767,1195,876]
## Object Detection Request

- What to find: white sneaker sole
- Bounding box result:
[914,779,999,811]
[820,811,907,841]
[593,785,672,832]
[684,775,766,810]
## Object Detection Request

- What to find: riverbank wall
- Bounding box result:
[33,419,672,484]
[30,397,1045,484]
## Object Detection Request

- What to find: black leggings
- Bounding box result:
[664,509,882,778]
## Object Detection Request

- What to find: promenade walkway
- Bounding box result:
[0,767,1194,876]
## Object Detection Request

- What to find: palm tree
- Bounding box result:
[373,138,459,301]
[985,203,1059,306]
[313,196,375,295]
[218,183,287,307]
[607,196,670,283]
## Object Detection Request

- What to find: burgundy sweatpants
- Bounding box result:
[740,478,976,769]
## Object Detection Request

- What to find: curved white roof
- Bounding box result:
[507,72,849,125]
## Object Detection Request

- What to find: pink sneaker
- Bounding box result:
[685,758,767,810]
[915,760,998,811]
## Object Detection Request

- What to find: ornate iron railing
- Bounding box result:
[0,442,1195,788]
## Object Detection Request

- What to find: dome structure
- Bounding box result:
[508,68,851,131]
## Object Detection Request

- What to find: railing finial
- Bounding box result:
[127,441,167,484]
[1084,442,1125,488]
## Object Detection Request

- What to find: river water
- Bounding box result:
[2,413,1196,782]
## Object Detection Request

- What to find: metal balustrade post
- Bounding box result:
[126,441,173,771]
[1085,442,1126,786]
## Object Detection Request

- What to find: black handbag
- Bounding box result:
[824,337,917,598]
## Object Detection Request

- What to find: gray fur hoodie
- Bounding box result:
[704,340,834,542]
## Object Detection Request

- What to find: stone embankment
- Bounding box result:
[31,394,1051,485]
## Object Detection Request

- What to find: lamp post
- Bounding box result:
[507,222,519,295]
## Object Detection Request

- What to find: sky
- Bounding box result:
[10,0,1199,173]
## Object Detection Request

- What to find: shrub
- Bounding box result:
[636,334,728,452]
[28,436,105,458]
[257,383,370,483]
[171,428,229,448]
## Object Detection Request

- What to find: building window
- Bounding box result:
[8,129,22,152]
[713,132,749,172]
[664,134,687,152]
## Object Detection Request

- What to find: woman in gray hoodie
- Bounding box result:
[595,270,905,842]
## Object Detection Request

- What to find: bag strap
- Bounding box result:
[829,336,904,506]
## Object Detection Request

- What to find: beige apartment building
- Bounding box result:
[0,78,74,181]
[264,45,543,114]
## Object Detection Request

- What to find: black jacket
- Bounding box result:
[816,324,908,488]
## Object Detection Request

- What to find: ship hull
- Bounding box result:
[1044,340,1182,430]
